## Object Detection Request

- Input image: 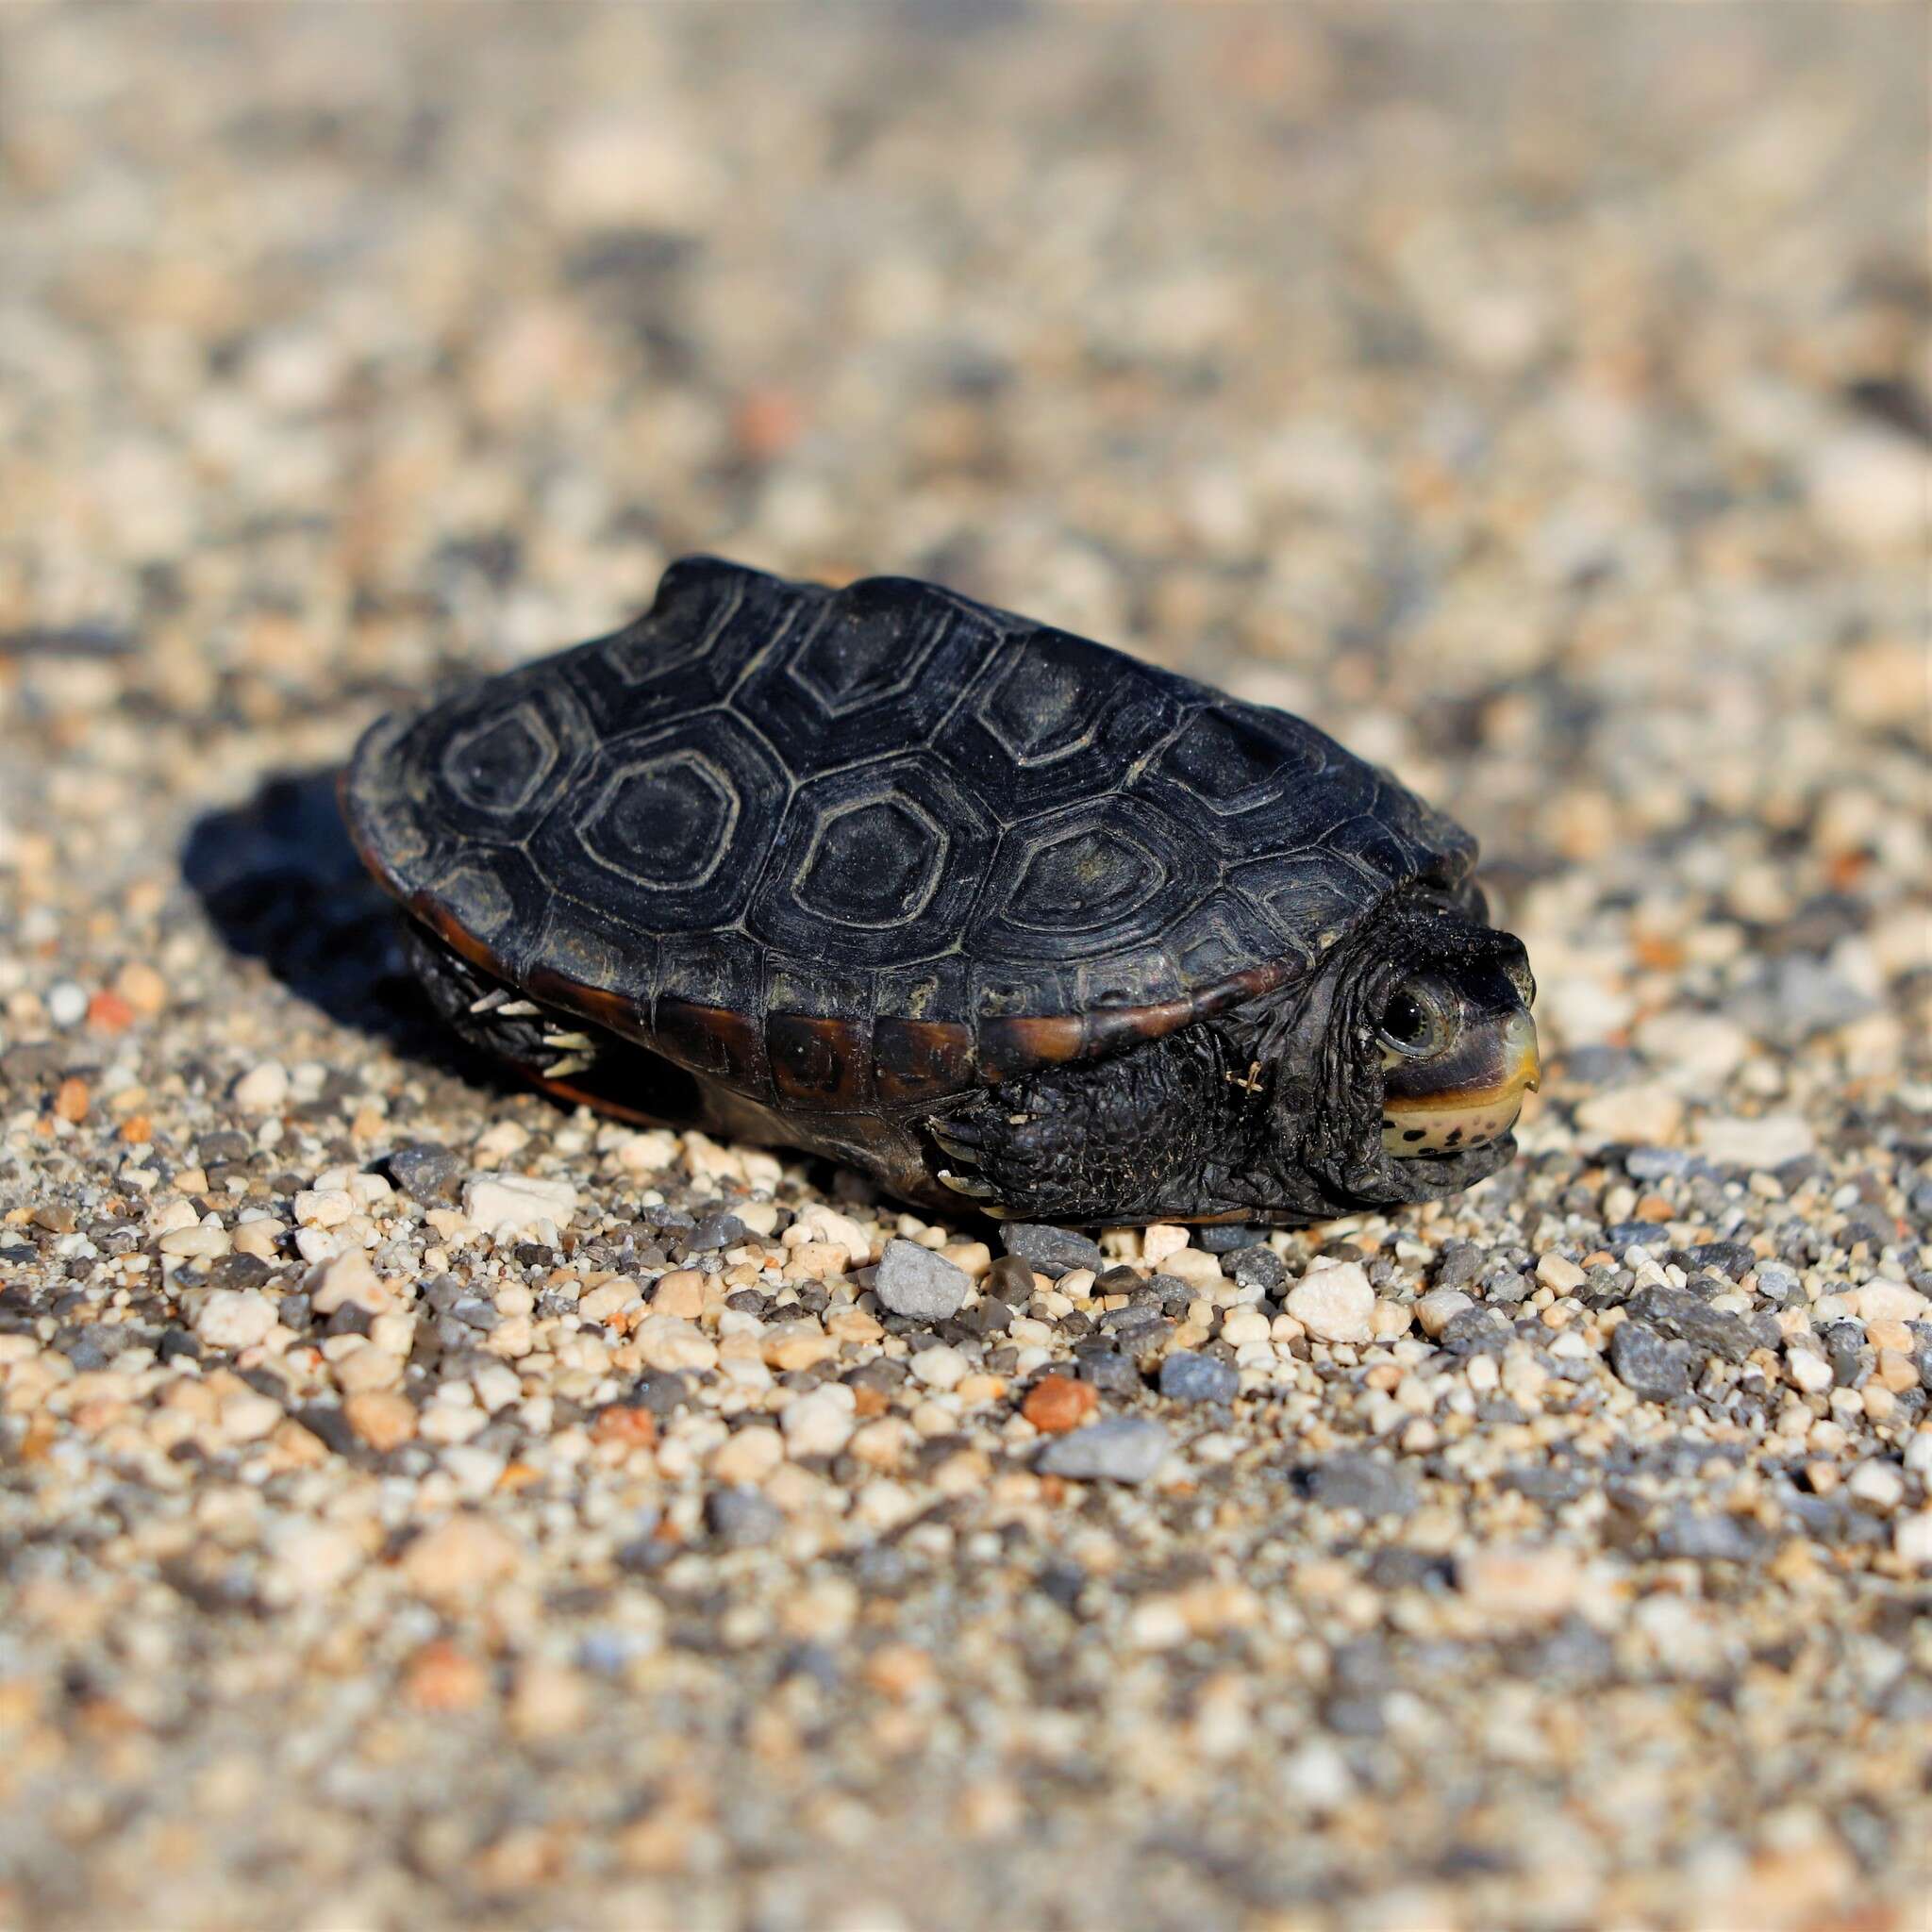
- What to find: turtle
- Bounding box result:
[342,556,1539,1226]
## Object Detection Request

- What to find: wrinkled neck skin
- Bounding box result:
[1226,892,1524,1221]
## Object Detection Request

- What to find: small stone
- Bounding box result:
[1305,1453,1415,1518]
[231,1061,289,1113]
[650,1269,707,1320]
[1535,1254,1587,1294]
[1416,1288,1474,1339]
[1226,1244,1287,1295]
[1141,1224,1190,1267]
[343,1389,417,1451]
[309,1247,391,1316]
[1284,1260,1374,1343]
[874,1239,970,1321]
[1037,1417,1171,1484]
[779,1390,854,1457]
[707,1485,782,1547]
[908,1342,969,1389]
[1845,1461,1905,1510]
[1158,1351,1238,1405]
[1624,1285,1757,1364]
[1693,1114,1816,1171]
[387,1142,462,1202]
[1574,1083,1685,1145]
[1001,1224,1105,1279]
[1021,1374,1098,1434]
[1609,1321,1691,1403]
[401,1514,522,1603]
[46,981,87,1028]
[1853,1280,1930,1324]
[1894,1512,1932,1568]
[462,1172,577,1234]
[1457,1546,1582,1625]
[193,1289,278,1352]
[711,1426,783,1485]
[113,960,168,1017]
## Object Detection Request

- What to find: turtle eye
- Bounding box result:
[1379,983,1448,1059]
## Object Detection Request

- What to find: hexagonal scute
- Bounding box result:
[795,795,948,928]
[581,749,740,890]
[440,706,558,817]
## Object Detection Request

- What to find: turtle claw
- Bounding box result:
[495,999,541,1019]
[929,1120,985,1163]
[468,988,511,1015]
[541,1030,596,1052]
[545,1053,594,1078]
[938,1168,999,1200]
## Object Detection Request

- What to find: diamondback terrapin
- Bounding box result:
[342,557,1539,1225]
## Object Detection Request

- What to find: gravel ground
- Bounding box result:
[2,8,1929,1929]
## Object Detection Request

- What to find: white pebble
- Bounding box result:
[1416,1289,1473,1339]
[231,1060,290,1112]
[462,1172,578,1234]
[1284,1260,1374,1344]
[46,982,88,1028]
[908,1343,969,1389]
[193,1289,278,1352]
[780,1390,855,1458]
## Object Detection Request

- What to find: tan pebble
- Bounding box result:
[159,1222,230,1260]
[509,1660,590,1741]
[1536,1253,1587,1293]
[231,1061,289,1112]
[344,1390,417,1451]
[1853,1279,1930,1324]
[1456,1546,1581,1625]
[785,1239,851,1281]
[1284,1260,1374,1343]
[941,1241,991,1278]
[1877,1350,1920,1394]
[909,1343,968,1389]
[230,1219,281,1262]
[1141,1223,1190,1267]
[401,1513,522,1603]
[1862,1384,1895,1423]
[954,1372,1006,1405]
[401,1640,490,1712]
[1574,1083,1685,1145]
[1161,1247,1224,1289]
[849,1416,909,1469]
[930,1448,991,1496]
[334,1341,404,1394]
[308,1247,390,1316]
[1220,1307,1271,1347]
[220,1391,281,1441]
[1896,1511,1932,1568]
[778,1390,853,1457]
[293,1189,354,1228]
[824,1307,884,1344]
[632,1316,717,1373]
[710,1425,783,1484]
[765,1328,837,1373]
[862,1642,935,1699]
[1866,1318,1912,1355]
[651,1269,707,1318]
[462,1172,575,1234]
[1368,1298,1412,1340]
[1056,1267,1097,1298]
[192,1289,278,1352]
[53,1077,90,1124]
[113,961,168,1017]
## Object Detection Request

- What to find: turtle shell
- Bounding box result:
[343,557,1477,1115]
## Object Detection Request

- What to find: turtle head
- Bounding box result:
[1375,950,1538,1158]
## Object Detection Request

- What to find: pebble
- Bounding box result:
[707,1486,783,1548]
[1037,1417,1172,1484]
[1284,1260,1374,1343]
[1624,1286,1756,1364]
[1021,1374,1099,1433]
[908,1343,969,1390]
[387,1142,463,1202]
[1609,1321,1691,1403]
[462,1172,578,1234]
[1574,1083,1686,1145]
[1457,1547,1583,1625]
[343,1390,417,1452]
[873,1239,970,1321]
[46,981,88,1027]
[401,1514,522,1603]
[779,1390,854,1458]
[1693,1114,1816,1170]
[192,1289,278,1352]
[231,1060,290,1112]
[1416,1288,1474,1339]
[1159,1351,1239,1405]
[1305,1454,1416,1519]
[1002,1224,1106,1278]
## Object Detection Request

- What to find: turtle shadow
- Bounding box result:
[180,766,523,1100]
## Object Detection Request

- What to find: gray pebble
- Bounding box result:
[683,1210,748,1254]
[1037,1417,1171,1484]
[873,1239,970,1321]
[1609,1321,1691,1402]
[1226,1244,1287,1295]
[1075,1352,1141,1396]
[1624,1285,1757,1364]
[1002,1223,1105,1279]
[1195,1224,1269,1254]
[707,1485,783,1547]
[1305,1453,1416,1518]
[1656,1509,1769,1563]
[1159,1351,1238,1405]
[385,1141,462,1203]
[1755,1262,1803,1306]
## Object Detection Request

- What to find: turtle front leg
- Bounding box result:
[923,1024,1247,1224]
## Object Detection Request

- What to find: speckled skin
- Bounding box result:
[346,556,1528,1221]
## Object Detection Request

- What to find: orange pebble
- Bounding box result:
[53,1077,90,1124]
[1021,1374,1097,1435]
[590,1404,658,1450]
[86,990,135,1033]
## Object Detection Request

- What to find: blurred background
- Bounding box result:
[0,8,1927,1928]
[0,3,1924,1078]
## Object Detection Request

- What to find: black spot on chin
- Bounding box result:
[1446,1128,1463,1147]
[1403,1128,1426,1143]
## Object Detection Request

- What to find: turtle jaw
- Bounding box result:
[1380,1008,1541,1158]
